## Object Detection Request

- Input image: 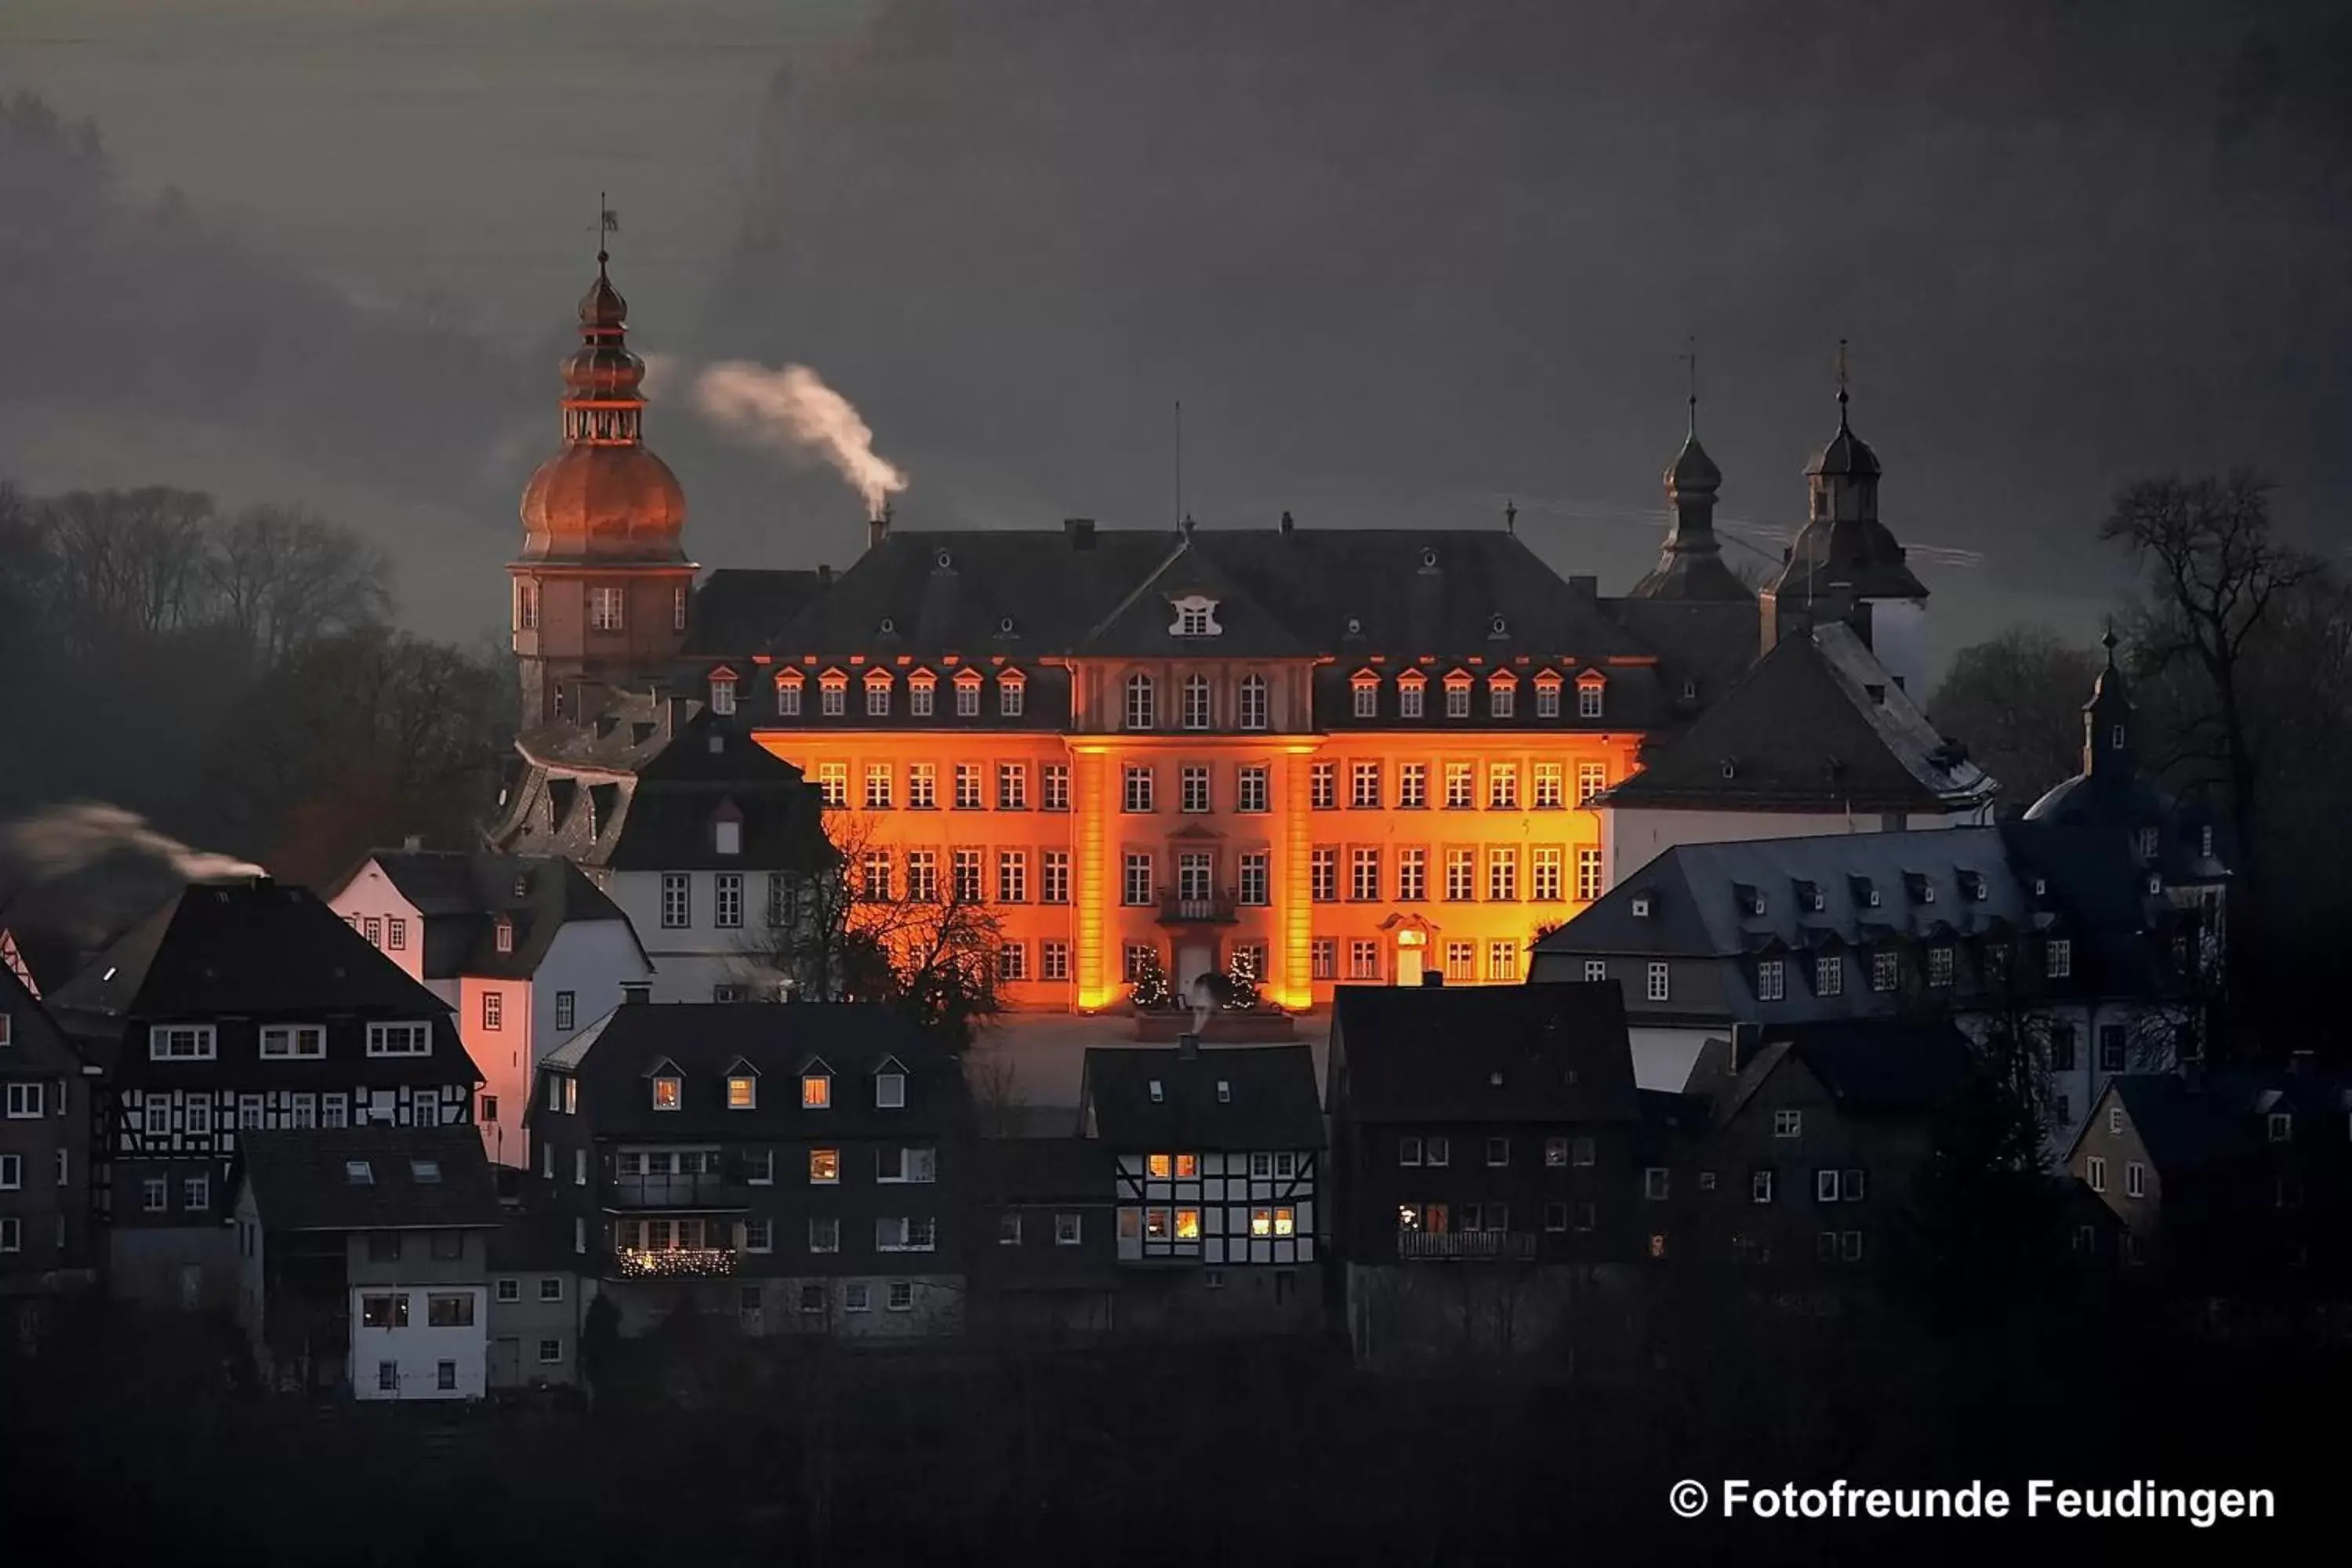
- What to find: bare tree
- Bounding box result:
[2102,471,2318,900]
[1927,626,2101,810]
[205,503,391,666]
[38,486,218,652]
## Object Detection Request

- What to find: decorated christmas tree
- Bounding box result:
[1224,948,1262,1011]
[1129,951,1172,1011]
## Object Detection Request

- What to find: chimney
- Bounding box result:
[867,503,891,553]
[1176,1031,1202,1060]
[1731,1021,1765,1073]
[401,834,423,851]
[620,982,652,1006]
[816,562,833,586]
[1064,517,1097,550]
[1279,510,1294,535]
[1421,970,1444,989]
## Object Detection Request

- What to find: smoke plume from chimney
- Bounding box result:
[691,360,911,516]
[2,803,266,885]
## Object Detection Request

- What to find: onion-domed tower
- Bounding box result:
[509,251,697,727]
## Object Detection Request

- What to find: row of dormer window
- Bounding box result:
[347,910,514,956]
[747,666,1026,721]
[1734,937,2077,1004]
[542,1059,909,1115]
[1346,667,1608,722]
[144,1022,437,1062]
[1396,1134,1599,1167]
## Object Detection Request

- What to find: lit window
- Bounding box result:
[810,1149,840,1183]
[652,1075,681,1111]
[802,1074,831,1109]
[728,1075,756,1110]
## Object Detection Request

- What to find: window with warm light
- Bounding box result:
[728,1076,756,1110]
[1175,1208,1201,1240]
[1147,1153,1172,1178]
[802,1074,831,1109]
[1251,1207,1272,1237]
[809,1149,840,1183]
[1274,1207,1296,1237]
[1174,1154,1199,1178]
[652,1076,681,1111]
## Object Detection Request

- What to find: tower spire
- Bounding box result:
[1835,336,1850,430]
[1682,335,1698,437]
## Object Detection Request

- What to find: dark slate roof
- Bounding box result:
[488,695,829,873]
[0,960,85,1077]
[1764,512,1926,602]
[238,1126,503,1232]
[1603,597,1761,715]
[682,568,829,657]
[1600,622,1991,814]
[767,524,1650,664]
[1330,982,1641,1125]
[1806,416,1882,480]
[348,851,643,981]
[1534,826,2030,960]
[2080,1069,2352,1174]
[535,1002,960,1140]
[1080,1044,1324,1150]
[49,878,459,1027]
[1693,1019,1977,1126]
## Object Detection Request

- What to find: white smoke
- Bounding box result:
[689,360,911,516]
[2,803,265,885]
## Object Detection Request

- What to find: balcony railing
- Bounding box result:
[613,1247,738,1279]
[606,1174,749,1210]
[1396,1230,1538,1261]
[1156,887,1240,925]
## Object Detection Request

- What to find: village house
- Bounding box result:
[1324,979,1647,1367]
[528,1000,970,1340]
[45,877,481,1312]
[0,960,99,1338]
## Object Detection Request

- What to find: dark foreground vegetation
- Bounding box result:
[0,1299,2325,1565]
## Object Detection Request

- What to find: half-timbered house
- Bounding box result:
[1078,1036,1324,1335]
[45,877,481,1311]
[0,960,99,1336]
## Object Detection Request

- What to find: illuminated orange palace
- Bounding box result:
[510,257,1762,1014]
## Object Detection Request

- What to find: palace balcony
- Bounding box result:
[605,1174,750,1211]
[612,1247,738,1279]
[1156,887,1240,926]
[1396,1231,1538,1262]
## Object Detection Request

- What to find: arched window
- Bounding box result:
[1124,673,1156,731]
[1181,674,1212,731]
[1238,674,1269,731]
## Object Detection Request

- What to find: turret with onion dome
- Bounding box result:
[509,249,700,730]
[517,252,689,565]
[1627,388,1751,602]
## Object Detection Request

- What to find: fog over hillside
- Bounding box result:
[5,0,2349,670]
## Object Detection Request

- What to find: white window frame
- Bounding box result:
[1646,962,1670,1002]
[147,1025,217,1062]
[365,1022,434,1058]
[259,1024,325,1059]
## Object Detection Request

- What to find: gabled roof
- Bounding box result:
[1080,1044,1323,1149]
[2078,1070,2352,1174]
[339,851,644,980]
[1330,982,1640,1125]
[238,1126,503,1232]
[1601,623,1989,814]
[682,568,830,657]
[49,878,459,1030]
[1690,1019,1977,1126]
[534,1003,960,1139]
[0,960,85,1076]
[1075,533,1316,659]
[488,697,829,874]
[1765,513,1926,602]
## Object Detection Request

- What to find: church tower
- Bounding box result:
[1759,361,1929,691]
[1626,387,1751,603]
[509,251,696,728]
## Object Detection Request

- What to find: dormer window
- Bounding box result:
[494,916,514,954]
[1398,670,1427,719]
[2269,1112,2293,1142]
[714,817,742,856]
[1958,870,1987,902]
[1216,1080,1231,1104]
[864,669,894,717]
[998,669,1026,717]
[1488,671,1517,719]
[955,668,984,717]
[728,1071,757,1110]
[1169,595,1222,637]
[874,1062,907,1109]
[652,1074,681,1112]
[908,670,937,717]
[1443,671,1473,720]
[1576,670,1606,719]
[1351,670,1381,720]
[345,1160,374,1185]
[775,670,804,717]
[1533,670,1562,719]
[409,1160,441,1184]
[708,670,738,715]
[1734,884,1764,917]
[2137,826,2159,858]
[1149,1079,1165,1103]
[801,1069,833,1109]
[818,670,847,716]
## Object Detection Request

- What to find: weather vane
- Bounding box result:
[1835,336,1850,412]
[597,191,619,263]
[1680,335,1698,434]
